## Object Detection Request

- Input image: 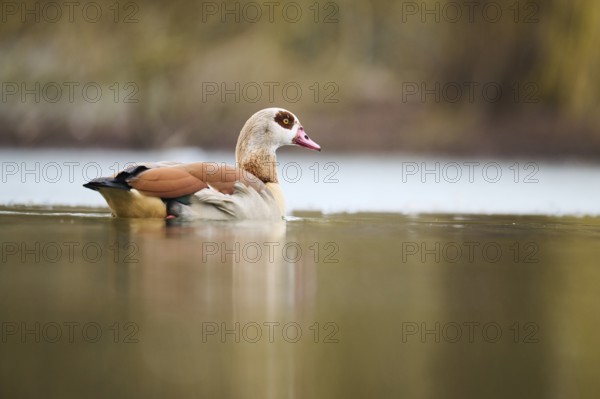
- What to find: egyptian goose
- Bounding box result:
[83,108,321,220]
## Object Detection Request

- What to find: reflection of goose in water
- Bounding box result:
[84,108,321,220]
[112,217,318,395]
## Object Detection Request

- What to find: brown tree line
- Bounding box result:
[0,0,598,157]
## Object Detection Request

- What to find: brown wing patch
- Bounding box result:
[126,162,267,198]
[127,167,208,198]
[182,163,266,194]
[274,110,295,130]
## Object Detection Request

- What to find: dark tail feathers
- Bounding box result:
[83,165,150,191]
[83,178,131,191]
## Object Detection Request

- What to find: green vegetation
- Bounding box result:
[1,0,599,158]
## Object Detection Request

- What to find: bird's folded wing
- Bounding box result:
[182,162,266,194]
[126,162,265,198]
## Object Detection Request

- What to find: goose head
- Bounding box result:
[235,108,321,183]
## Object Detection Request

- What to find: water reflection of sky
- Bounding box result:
[1,148,599,216]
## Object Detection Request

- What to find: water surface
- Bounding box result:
[1,208,599,398]
[2,148,600,215]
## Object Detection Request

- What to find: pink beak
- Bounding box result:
[293,127,321,151]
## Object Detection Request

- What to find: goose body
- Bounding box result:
[84,108,321,220]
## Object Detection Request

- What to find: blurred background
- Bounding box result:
[1,0,599,159]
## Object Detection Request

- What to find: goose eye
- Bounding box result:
[275,111,294,129]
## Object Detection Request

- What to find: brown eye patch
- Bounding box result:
[274,110,295,130]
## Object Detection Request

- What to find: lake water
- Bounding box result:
[1,149,599,398]
[1,148,600,215]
